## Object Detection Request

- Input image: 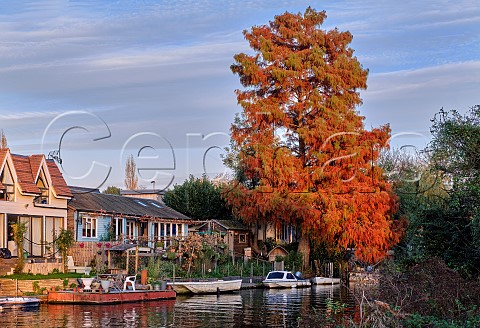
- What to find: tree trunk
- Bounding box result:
[298,232,310,270]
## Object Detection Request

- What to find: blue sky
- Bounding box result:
[0,0,479,190]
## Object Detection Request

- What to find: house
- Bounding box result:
[67,187,191,248]
[0,148,72,258]
[196,219,251,258]
[249,220,299,254]
[120,189,165,202]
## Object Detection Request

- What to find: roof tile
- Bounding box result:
[46,160,73,198]
[28,155,44,180]
[11,154,41,195]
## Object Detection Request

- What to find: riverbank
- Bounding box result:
[0,276,267,297]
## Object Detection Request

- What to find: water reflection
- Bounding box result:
[0,286,355,328]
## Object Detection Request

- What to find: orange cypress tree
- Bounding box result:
[226,8,403,266]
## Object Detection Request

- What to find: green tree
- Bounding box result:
[425,106,480,276]
[380,149,448,263]
[164,175,231,220]
[12,221,28,273]
[225,8,401,266]
[55,229,75,273]
[103,186,121,195]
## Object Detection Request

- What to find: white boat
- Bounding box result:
[0,297,41,310]
[311,276,341,285]
[263,271,312,288]
[167,279,243,294]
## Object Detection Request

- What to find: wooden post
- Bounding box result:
[126,250,130,274]
[135,245,139,274]
[250,263,253,284]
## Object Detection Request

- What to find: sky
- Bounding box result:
[0,0,479,191]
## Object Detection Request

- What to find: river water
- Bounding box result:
[0,285,357,327]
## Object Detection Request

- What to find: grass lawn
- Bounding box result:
[0,272,85,280]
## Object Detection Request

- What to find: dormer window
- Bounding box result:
[0,163,15,202]
[35,170,49,205]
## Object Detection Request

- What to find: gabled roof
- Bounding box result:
[0,149,72,198]
[213,219,248,231]
[46,160,73,198]
[0,148,8,170]
[197,219,249,231]
[29,154,44,180]
[11,154,41,195]
[68,191,191,221]
[0,148,9,190]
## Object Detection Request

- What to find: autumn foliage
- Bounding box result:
[225,8,403,263]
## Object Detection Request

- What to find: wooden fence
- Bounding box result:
[69,241,121,267]
[23,261,62,275]
[0,278,77,296]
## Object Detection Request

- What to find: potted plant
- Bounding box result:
[82,278,94,291]
[152,280,162,291]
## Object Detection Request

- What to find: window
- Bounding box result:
[112,218,123,240]
[239,234,247,243]
[35,174,49,205]
[266,272,284,279]
[134,200,147,207]
[0,183,14,201]
[82,217,97,238]
[286,273,295,280]
[0,164,15,202]
[126,221,135,239]
[149,202,162,208]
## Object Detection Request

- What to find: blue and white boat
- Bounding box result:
[0,297,41,310]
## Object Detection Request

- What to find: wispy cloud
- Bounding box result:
[0,0,478,187]
[0,111,62,120]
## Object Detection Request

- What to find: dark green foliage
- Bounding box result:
[426,106,480,277]
[284,251,303,272]
[383,106,480,277]
[163,175,231,220]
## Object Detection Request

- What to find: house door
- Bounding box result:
[30,216,43,256]
[45,217,63,257]
[139,222,148,246]
[19,216,43,257]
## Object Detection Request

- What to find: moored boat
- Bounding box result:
[0,297,41,310]
[167,279,243,294]
[47,289,176,304]
[310,277,341,285]
[263,271,311,288]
